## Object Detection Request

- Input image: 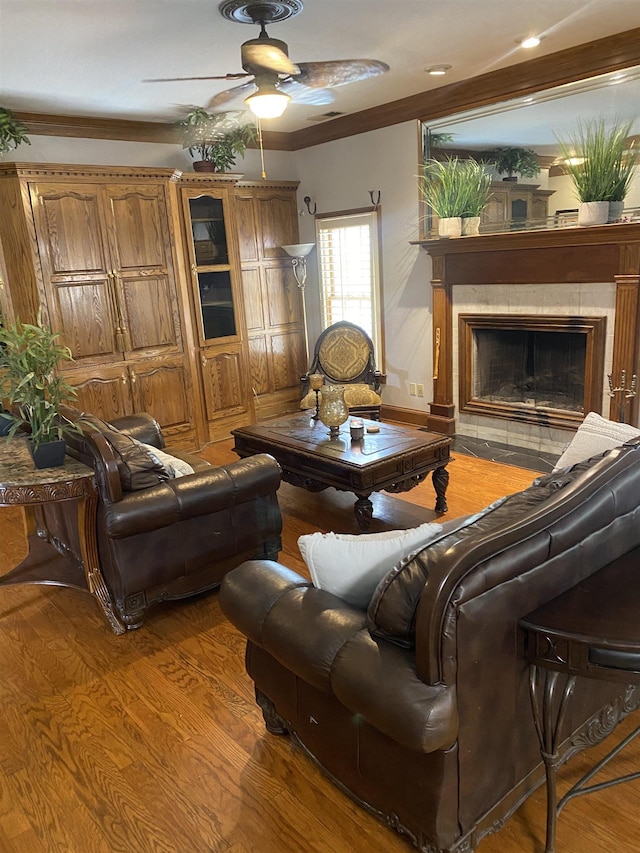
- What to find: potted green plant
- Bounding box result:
[488,146,540,182]
[0,107,31,155]
[0,310,78,468]
[557,117,638,225]
[419,157,492,237]
[177,108,256,173]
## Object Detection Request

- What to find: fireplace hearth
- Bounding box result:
[459,314,607,428]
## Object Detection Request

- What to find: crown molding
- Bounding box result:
[13,28,640,152]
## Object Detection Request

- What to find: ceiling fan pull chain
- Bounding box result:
[257,117,267,179]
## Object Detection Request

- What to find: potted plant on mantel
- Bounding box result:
[0,310,78,469]
[419,157,493,237]
[487,146,540,182]
[557,116,639,226]
[177,108,257,173]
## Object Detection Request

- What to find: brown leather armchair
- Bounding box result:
[300,321,385,419]
[221,438,640,852]
[38,409,283,631]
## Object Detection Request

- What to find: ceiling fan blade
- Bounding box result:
[293,60,389,89]
[206,80,257,109]
[278,80,335,106]
[242,41,299,76]
[144,73,249,82]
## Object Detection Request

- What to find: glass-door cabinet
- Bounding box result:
[187,193,238,342]
[180,185,252,440]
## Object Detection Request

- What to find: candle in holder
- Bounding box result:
[350,418,364,441]
[309,373,324,417]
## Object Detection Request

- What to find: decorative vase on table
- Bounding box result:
[318,385,349,437]
[28,437,67,470]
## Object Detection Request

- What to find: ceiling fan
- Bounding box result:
[146,0,389,119]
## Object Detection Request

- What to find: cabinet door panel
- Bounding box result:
[120,275,180,354]
[31,183,107,275]
[248,336,270,395]
[270,331,306,391]
[201,349,248,420]
[105,185,168,270]
[234,193,260,261]
[256,193,298,258]
[129,360,192,431]
[54,280,120,361]
[240,266,265,332]
[265,265,302,327]
[65,365,131,422]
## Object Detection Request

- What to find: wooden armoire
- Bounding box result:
[0,163,304,449]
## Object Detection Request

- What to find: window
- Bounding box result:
[315,209,383,360]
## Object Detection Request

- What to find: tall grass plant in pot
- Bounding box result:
[0,311,78,468]
[557,117,638,226]
[419,157,492,237]
[177,108,256,173]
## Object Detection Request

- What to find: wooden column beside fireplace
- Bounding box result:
[415,223,640,435]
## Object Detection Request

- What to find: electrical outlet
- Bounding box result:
[417,383,424,397]
[409,382,417,396]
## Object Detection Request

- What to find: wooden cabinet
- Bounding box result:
[0,164,198,448]
[173,177,254,442]
[481,182,555,231]
[234,181,306,420]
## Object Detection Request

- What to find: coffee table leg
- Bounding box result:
[432,465,449,513]
[354,496,374,531]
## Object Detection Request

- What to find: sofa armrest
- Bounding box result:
[110,413,165,449]
[103,453,282,538]
[221,560,458,753]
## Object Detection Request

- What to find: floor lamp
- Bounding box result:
[281,243,315,359]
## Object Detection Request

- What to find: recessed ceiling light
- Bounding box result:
[425,65,452,76]
[518,36,541,49]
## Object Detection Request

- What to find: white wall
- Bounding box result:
[11,126,432,415]
[292,121,432,413]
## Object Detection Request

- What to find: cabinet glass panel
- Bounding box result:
[198,271,237,340]
[189,196,229,266]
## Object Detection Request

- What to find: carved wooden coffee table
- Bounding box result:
[232,413,452,530]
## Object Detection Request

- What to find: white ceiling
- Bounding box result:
[1,0,639,135]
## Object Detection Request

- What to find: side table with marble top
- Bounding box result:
[0,437,125,634]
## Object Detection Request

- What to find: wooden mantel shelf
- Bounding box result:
[414,222,640,434]
[412,221,640,256]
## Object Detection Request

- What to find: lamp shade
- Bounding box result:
[245,84,290,119]
[281,243,315,258]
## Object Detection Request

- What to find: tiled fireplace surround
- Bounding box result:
[452,282,615,455]
[417,224,640,455]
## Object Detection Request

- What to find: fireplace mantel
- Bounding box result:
[414,222,640,433]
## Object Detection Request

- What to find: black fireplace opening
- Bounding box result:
[473,328,586,412]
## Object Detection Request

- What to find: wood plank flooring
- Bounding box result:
[0,440,638,852]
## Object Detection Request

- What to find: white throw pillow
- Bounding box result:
[553,411,640,472]
[298,522,444,609]
[141,443,195,478]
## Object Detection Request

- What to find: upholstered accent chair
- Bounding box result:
[300,321,385,420]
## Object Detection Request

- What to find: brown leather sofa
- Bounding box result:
[220,437,640,852]
[39,409,283,631]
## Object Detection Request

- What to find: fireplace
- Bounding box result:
[458,314,607,428]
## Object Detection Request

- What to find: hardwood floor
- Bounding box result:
[0,441,638,852]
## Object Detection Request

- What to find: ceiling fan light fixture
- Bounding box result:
[245,84,291,118]
[518,36,541,49]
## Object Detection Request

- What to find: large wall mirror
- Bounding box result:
[420,63,640,236]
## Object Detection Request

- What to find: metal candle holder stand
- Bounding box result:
[608,371,637,424]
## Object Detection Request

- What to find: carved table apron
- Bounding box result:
[0,437,124,634]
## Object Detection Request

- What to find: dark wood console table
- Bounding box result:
[520,546,640,852]
[0,437,125,634]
